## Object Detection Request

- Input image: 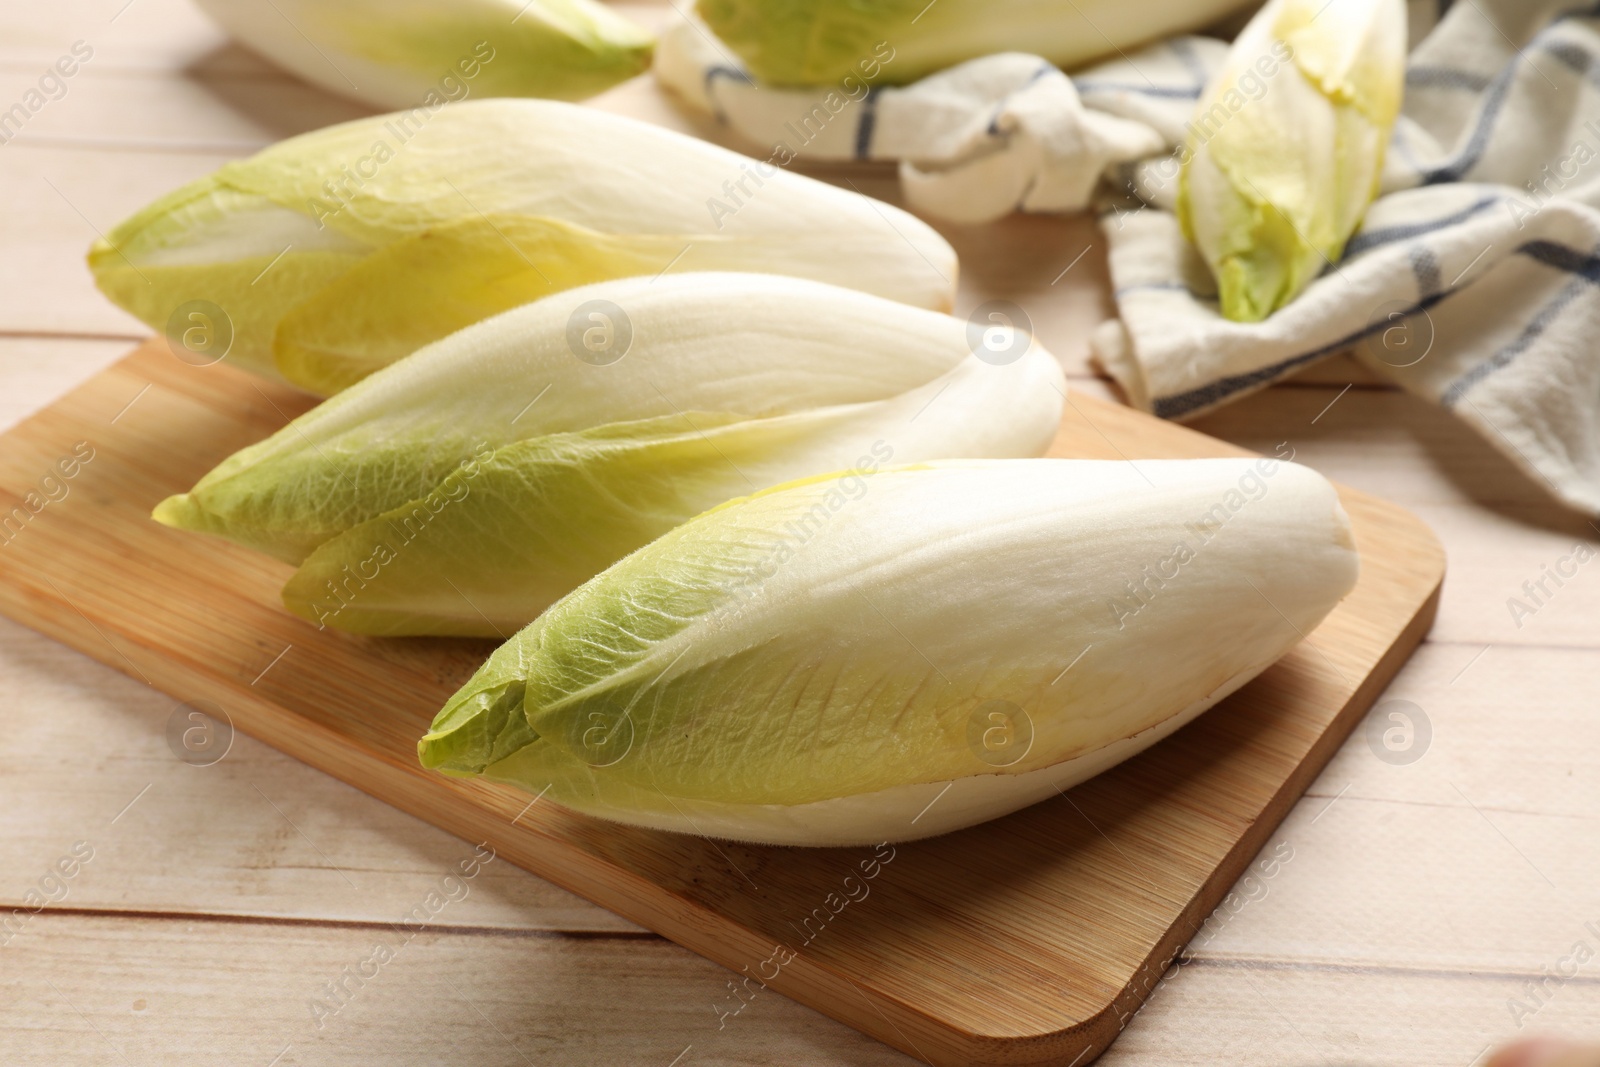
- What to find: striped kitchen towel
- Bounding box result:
[656,0,1600,514]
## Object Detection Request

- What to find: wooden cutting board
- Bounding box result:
[0,340,1443,1066]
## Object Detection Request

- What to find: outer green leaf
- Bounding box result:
[280,345,1062,633]
[156,272,1064,631]
[697,0,1254,86]
[279,411,854,636]
[419,458,1360,845]
[1178,0,1405,322]
[90,100,957,393]
[89,182,373,381]
[273,215,683,395]
[194,0,654,109]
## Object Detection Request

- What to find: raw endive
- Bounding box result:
[153,273,1064,636]
[419,457,1359,846]
[1178,0,1406,321]
[696,0,1255,86]
[193,0,654,110]
[90,99,957,395]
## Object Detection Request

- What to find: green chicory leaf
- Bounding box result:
[155,272,1065,635]
[1177,0,1406,321]
[697,0,1255,86]
[194,0,655,109]
[92,99,957,393]
[419,457,1360,845]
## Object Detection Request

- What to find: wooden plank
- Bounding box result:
[0,611,641,933]
[0,0,227,70]
[1188,382,1569,510]
[8,604,1594,961]
[2,477,1580,960]
[1099,954,1600,1067]
[1,912,915,1066]
[15,6,1575,1064]
[0,336,131,431]
[1277,352,1395,388]
[0,340,1442,1066]
[1195,639,1600,973]
[10,910,1598,1067]
[0,147,229,337]
[0,66,368,151]
[1395,503,1598,646]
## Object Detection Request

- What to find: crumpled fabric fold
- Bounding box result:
[656,1,1600,514]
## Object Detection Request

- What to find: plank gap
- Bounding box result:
[1184,953,1600,986]
[16,904,665,942]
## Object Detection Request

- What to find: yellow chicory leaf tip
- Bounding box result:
[89,98,957,396]
[1177,0,1406,322]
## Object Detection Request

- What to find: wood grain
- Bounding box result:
[15,908,1600,1067]
[10,3,1596,1063]
[3,911,910,1067]
[0,339,1442,1066]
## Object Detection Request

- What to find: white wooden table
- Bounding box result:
[2,3,1596,1064]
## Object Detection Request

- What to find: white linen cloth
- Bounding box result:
[656,1,1600,514]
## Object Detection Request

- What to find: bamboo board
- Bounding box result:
[0,340,1443,1066]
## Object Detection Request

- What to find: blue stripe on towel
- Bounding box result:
[854,87,882,160]
[1440,241,1600,405]
[1411,246,1443,296]
[703,65,753,123]
[704,65,753,91]
[1421,9,1600,184]
[1407,66,1494,92]
[1521,238,1600,281]
[1544,38,1600,77]
[1419,64,1520,183]
[1117,197,1499,309]
[1439,280,1588,407]
[1078,38,1207,99]
[985,62,1058,137]
[1153,238,1600,419]
[1151,289,1452,419]
[1075,82,1202,99]
[1344,194,1503,258]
